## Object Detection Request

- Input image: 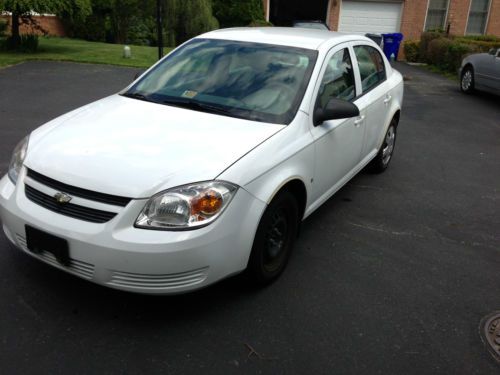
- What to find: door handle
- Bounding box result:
[354,115,365,126]
[384,95,392,104]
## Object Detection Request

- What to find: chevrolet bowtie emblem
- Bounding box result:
[54,192,72,204]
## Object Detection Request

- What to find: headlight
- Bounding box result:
[135,181,238,230]
[8,135,29,185]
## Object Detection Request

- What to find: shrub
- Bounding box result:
[0,19,7,37]
[426,37,452,66]
[0,19,7,50]
[213,0,265,28]
[446,42,473,72]
[417,31,500,74]
[165,0,219,46]
[248,19,273,27]
[425,36,475,72]
[126,16,155,46]
[403,40,420,62]
[6,34,39,52]
[459,34,500,42]
[453,38,500,53]
[419,31,445,62]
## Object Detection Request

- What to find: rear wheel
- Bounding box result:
[461,66,475,94]
[246,191,298,285]
[368,118,397,173]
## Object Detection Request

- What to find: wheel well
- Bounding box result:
[392,110,400,127]
[462,63,474,74]
[276,179,307,223]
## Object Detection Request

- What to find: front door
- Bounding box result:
[309,44,366,205]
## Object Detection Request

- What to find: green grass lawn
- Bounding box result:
[0,37,170,68]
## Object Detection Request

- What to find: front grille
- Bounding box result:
[27,169,132,207]
[108,267,209,290]
[25,184,117,224]
[16,234,95,279]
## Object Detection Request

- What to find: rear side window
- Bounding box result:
[354,45,386,93]
[317,48,355,109]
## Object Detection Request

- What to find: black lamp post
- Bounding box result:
[156,0,164,60]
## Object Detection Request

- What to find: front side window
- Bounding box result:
[317,48,355,109]
[354,45,386,93]
[466,0,491,35]
[126,39,318,125]
[425,0,450,31]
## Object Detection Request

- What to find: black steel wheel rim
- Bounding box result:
[263,207,289,272]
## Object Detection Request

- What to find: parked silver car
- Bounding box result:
[460,48,500,95]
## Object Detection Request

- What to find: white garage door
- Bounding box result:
[339,1,403,34]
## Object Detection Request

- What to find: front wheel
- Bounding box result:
[460,66,475,94]
[246,191,299,285]
[368,120,397,173]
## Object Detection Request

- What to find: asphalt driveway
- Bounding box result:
[0,61,499,374]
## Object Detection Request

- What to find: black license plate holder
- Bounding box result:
[25,225,70,266]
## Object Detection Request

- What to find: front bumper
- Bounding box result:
[0,170,266,294]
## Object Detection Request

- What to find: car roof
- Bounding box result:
[199,27,372,50]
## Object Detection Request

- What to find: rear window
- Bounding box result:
[354,45,386,93]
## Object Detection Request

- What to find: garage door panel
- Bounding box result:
[339,1,402,34]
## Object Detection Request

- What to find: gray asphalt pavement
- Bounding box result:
[0,61,499,374]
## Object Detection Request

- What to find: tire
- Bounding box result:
[246,191,299,285]
[460,66,475,94]
[368,118,397,174]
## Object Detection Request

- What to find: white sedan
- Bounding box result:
[0,28,403,294]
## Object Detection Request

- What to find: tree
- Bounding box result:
[0,0,91,49]
[213,0,265,28]
[63,0,156,45]
[164,0,219,46]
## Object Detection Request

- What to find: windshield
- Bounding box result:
[125,38,318,124]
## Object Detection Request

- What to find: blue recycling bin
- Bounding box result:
[382,33,404,61]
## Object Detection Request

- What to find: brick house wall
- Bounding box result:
[448,0,471,35]
[263,0,500,38]
[1,15,66,37]
[487,0,500,35]
[327,1,340,30]
[399,1,428,42]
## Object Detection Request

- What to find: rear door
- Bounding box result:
[351,44,392,158]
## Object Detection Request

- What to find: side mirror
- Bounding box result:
[488,48,496,55]
[313,98,360,126]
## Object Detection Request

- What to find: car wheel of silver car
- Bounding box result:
[246,191,298,285]
[368,118,397,174]
[461,66,475,94]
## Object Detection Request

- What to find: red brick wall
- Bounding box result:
[448,0,471,35]
[399,0,428,41]
[1,15,66,37]
[327,0,341,30]
[486,0,500,35]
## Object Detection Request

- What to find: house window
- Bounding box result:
[466,0,491,35]
[425,0,449,31]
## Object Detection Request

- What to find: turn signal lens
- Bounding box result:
[191,190,223,216]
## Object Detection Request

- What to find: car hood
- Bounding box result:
[26,95,284,198]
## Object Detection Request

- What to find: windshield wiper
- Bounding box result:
[161,98,246,119]
[121,92,154,102]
